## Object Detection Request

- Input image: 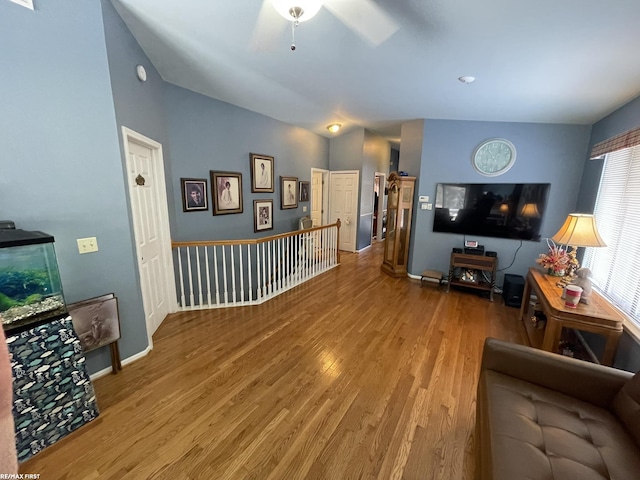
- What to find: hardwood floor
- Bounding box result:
[20,243,526,479]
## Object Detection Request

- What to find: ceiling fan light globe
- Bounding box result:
[271,0,325,22]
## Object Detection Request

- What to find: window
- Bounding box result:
[583,144,640,327]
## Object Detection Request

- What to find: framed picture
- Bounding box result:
[281,176,298,209]
[67,293,120,353]
[211,171,243,215]
[181,178,208,212]
[250,153,274,193]
[254,199,273,232]
[299,181,310,202]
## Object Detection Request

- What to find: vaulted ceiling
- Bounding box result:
[112,0,640,142]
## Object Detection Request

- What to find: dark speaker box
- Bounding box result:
[486,251,497,257]
[503,274,525,308]
[452,247,463,253]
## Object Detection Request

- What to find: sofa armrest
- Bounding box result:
[481,337,633,408]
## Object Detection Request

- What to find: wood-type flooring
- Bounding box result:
[20,243,526,479]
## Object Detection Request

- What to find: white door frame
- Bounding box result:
[374,172,386,241]
[329,169,360,252]
[121,126,177,349]
[311,167,330,225]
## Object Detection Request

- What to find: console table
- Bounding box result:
[519,267,624,366]
[446,252,497,301]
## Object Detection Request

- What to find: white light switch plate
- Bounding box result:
[421,203,428,210]
[77,237,99,254]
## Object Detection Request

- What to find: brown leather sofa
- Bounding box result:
[476,337,640,480]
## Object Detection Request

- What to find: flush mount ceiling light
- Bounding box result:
[327,123,341,133]
[458,76,476,84]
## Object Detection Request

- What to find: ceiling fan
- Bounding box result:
[251,0,399,51]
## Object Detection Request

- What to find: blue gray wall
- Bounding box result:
[164,84,329,241]
[406,119,592,288]
[575,94,640,372]
[0,0,147,373]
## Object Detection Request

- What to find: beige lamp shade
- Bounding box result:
[499,202,509,214]
[551,214,607,247]
[520,203,540,218]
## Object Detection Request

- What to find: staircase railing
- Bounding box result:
[171,220,341,310]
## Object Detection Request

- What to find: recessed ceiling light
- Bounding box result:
[458,76,476,84]
[327,123,342,133]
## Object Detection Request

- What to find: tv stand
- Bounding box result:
[446,252,497,301]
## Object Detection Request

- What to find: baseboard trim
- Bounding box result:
[89,345,152,381]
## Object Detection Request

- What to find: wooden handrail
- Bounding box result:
[171,220,341,249]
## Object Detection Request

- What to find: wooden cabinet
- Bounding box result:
[446,252,497,301]
[381,173,416,277]
[519,268,623,365]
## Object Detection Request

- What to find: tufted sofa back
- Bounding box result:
[612,371,640,448]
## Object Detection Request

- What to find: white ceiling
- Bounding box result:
[111,0,640,142]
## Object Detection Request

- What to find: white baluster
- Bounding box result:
[230,244,237,305]
[213,246,220,306]
[238,244,244,304]
[270,239,275,295]
[177,247,186,308]
[222,245,229,304]
[262,242,267,298]
[247,244,252,303]
[205,247,212,307]
[195,246,203,308]
[187,247,195,307]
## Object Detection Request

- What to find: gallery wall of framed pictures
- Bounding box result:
[180,153,311,236]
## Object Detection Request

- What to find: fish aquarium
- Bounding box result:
[0,227,67,333]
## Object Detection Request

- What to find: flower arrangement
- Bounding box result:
[536,239,578,276]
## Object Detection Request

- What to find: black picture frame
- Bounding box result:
[254,199,274,232]
[181,178,208,212]
[211,171,243,215]
[299,181,310,202]
[250,153,274,193]
[281,176,298,209]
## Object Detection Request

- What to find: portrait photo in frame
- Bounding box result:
[181,178,208,212]
[281,176,298,209]
[250,153,274,193]
[211,171,243,215]
[254,199,274,232]
[299,181,310,202]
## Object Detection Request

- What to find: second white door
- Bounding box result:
[329,171,359,252]
[123,128,175,342]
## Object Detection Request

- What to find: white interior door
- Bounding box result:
[123,127,175,344]
[311,169,324,227]
[329,171,359,252]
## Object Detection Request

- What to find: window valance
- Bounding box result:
[591,125,640,158]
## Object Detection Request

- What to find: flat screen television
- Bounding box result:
[433,183,550,241]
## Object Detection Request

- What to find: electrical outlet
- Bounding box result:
[419,195,429,202]
[303,206,307,212]
[77,237,99,254]
[421,203,428,210]
[426,203,433,210]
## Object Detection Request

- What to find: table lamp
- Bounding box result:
[551,213,607,302]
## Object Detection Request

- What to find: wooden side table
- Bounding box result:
[519,267,624,366]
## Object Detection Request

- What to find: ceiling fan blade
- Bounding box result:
[324,0,399,46]
[250,0,289,52]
